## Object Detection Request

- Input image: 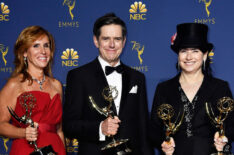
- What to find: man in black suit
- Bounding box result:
[63,13,154,155]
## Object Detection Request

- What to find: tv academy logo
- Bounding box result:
[65,138,78,153]
[0,44,8,66]
[0,136,9,153]
[195,0,215,24]
[59,0,79,28]
[131,41,148,72]
[0,44,12,73]
[131,41,144,65]
[0,2,10,22]
[129,1,147,20]
[202,0,212,17]
[63,0,76,20]
[61,48,79,67]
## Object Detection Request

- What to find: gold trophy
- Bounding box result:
[89,86,131,154]
[205,97,234,155]
[8,92,56,155]
[157,104,184,142]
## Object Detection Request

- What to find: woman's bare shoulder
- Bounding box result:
[1,75,23,93]
[0,74,24,107]
[47,77,62,94]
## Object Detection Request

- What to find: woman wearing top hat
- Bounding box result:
[150,23,234,155]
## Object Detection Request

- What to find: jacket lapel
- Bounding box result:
[193,76,212,115]
[119,64,131,116]
[93,58,118,115]
[192,76,218,127]
[94,58,108,87]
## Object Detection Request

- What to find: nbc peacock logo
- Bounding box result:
[129,1,147,21]
[61,48,79,67]
[0,2,10,21]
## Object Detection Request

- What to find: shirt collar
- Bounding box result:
[98,56,120,73]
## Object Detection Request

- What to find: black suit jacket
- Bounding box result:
[150,74,234,155]
[63,58,154,155]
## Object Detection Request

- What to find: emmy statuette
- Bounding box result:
[89,86,131,155]
[157,104,184,143]
[206,97,234,155]
[8,92,57,155]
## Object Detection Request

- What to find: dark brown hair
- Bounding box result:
[93,13,127,39]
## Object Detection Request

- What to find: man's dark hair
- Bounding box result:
[93,13,127,39]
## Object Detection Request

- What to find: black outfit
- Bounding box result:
[150,74,234,155]
[63,58,154,155]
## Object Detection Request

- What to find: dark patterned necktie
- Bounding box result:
[105,65,124,75]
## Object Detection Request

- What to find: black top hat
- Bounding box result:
[171,23,213,53]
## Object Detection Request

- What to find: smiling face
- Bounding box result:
[178,48,207,74]
[24,35,51,71]
[93,24,126,66]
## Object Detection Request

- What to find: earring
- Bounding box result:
[203,59,206,71]
[24,57,27,67]
[177,62,180,71]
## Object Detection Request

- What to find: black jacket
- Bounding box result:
[150,74,234,155]
[63,58,154,155]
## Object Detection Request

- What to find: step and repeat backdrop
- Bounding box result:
[0,0,234,154]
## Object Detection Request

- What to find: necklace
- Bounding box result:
[32,74,46,90]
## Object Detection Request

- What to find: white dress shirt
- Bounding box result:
[98,56,122,141]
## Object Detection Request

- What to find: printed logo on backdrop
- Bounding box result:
[0,44,12,73]
[209,49,214,63]
[129,1,147,21]
[131,41,148,72]
[61,48,79,67]
[195,0,215,24]
[58,0,79,28]
[65,138,78,153]
[0,136,9,154]
[0,2,10,22]
[63,0,75,20]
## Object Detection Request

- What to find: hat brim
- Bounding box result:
[171,43,213,53]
